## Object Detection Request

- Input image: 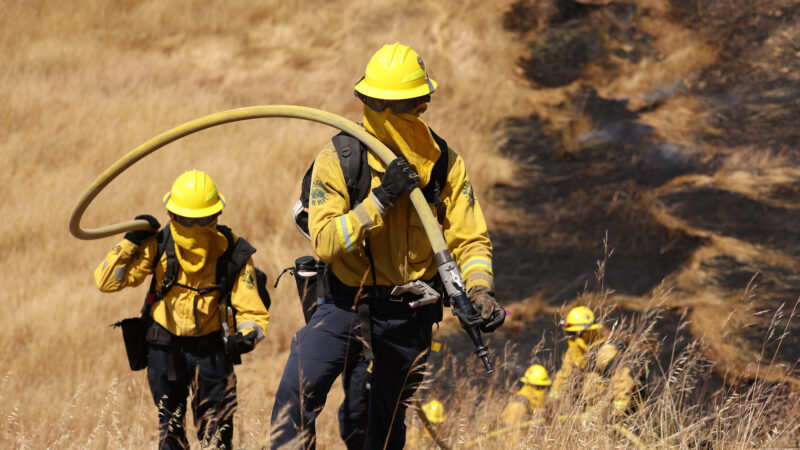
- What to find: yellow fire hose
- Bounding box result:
[68,105,494,372]
[67,105,434,241]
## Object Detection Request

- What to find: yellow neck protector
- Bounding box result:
[363,104,440,187]
[518,384,546,409]
[169,221,228,275]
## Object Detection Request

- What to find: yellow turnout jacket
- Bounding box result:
[95,233,269,339]
[549,329,634,412]
[500,384,546,426]
[308,141,493,291]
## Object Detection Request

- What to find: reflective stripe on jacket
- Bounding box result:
[308,142,493,291]
[95,237,269,338]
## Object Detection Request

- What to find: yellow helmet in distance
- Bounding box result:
[354,42,437,100]
[421,399,446,424]
[521,364,552,386]
[561,306,600,333]
[162,169,226,218]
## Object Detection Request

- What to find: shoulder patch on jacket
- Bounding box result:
[462,180,475,206]
[310,179,329,206]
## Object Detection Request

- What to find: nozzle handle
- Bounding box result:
[436,252,493,374]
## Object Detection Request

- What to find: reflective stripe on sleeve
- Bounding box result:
[336,214,356,253]
[114,267,125,281]
[461,257,493,276]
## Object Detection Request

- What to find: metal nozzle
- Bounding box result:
[476,344,493,374]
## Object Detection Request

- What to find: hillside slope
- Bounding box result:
[1,0,798,447]
[479,0,800,387]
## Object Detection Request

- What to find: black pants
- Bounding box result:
[338,354,371,449]
[147,341,237,449]
[270,299,438,450]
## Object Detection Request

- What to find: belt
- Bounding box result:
[328,273,441,303]
[146,321,223,351]
[327,273,443,363]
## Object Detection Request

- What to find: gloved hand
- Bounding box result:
[372,157,420,209]
[123,214,160,245]
[225,330,258,356]
[469,286,506,332]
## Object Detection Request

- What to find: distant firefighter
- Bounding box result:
[549,306,635,415]
[407,399,448,449]
[500,364,552,427]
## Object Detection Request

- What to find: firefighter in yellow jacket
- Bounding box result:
[548,306,634,415]
[406,400,447,448]
[271,42,504,449]
[500,364,552,426]
[96,170,269,449]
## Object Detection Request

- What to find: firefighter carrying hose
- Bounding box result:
[270,42,505,449]
[549,306,635,415]
[95,170,269,449]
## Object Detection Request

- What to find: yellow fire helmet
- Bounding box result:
[521,364,552,386]
[421,399,446,424]
[162,169,226,218]
[561,306,600,333]
[354,42,437,100]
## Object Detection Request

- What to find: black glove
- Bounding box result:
[372,157,420,209]
[469,286,506,332]
[225,330,258,356]
[123,214,160,245]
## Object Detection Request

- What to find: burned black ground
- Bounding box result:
[438,0,800,390]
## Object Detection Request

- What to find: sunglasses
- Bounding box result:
[356,92,431,114]
[170,213,218,227]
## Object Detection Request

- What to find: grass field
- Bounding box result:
[1,0,799,448]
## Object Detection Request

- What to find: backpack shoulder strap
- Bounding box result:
[332,131,371,208]
[420,128,451,205]
[160,227,180,291]
[215,225,256,292]
[294,131,370,239]
[141,226,174,316]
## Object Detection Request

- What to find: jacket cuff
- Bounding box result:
[119,238,141,253]
[466,272,494,292]
[353,194,385,234]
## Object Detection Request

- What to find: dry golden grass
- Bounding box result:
[0,0,528,447]
[2,0,799,448]
[413,274,800,449]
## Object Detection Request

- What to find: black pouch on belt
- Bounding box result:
[112,317,148,371]
[275,255,327,324]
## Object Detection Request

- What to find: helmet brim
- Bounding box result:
[354,77,437,100]
[163,192,226,218]
[521,376,552,386]
[563,322,599,333]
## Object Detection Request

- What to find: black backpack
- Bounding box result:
[280,128,451,323]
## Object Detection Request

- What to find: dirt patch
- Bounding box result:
[673,0,800,154]
[661,188,800,257]
[489,0,800,389]
[493,89,703,302]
